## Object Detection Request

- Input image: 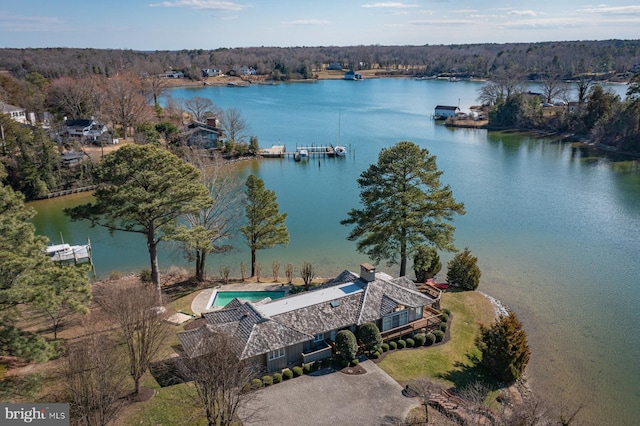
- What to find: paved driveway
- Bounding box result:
[239,360,420,426]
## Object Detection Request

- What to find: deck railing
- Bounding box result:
[381,306,443,341]
[301,343,333,364]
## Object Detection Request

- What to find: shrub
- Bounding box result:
[139,268,152,283]
[262,375,273,386]
[335,330,358,361]
[242,382,251,392]
[397,339,407,349]
[282,369,293,380]
[321,358,333,368]
[389,341,397,350]
[272,373,282,384]
[442,308,451,316]
[303,363,312,374]
[108,270,123,280]
[313,361,322,371]
[440,322,448,332]
[441,312,450,323]
[292,366,303,377]
[370,351,380,359]
[434,330,445,342]
[251,378,263,389]
[381,343,389,352]
[414,333,427,346]
[406,338,415,348]
[350,359,359,367]
[426,332,436,345]
[358,322,383,353]
[340,359,350,368]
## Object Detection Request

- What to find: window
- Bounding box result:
[313,333,324,343]
[268,347,285,361]
[382,310,409,331]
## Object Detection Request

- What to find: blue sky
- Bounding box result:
[2,1,640,50]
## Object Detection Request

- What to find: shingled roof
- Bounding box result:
[178,266,438,360]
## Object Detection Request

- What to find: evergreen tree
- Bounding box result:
[240,175,289,277]
[446,247,481,290]
[66,144,211,296]
[335,330,358,361]
[342,141,465,277]
[413,245,442,282]
[0,173,55,361]
[476,311,530,383]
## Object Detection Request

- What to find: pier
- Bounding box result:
[260,144,346,158]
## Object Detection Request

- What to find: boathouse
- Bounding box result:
[434,105,460,119]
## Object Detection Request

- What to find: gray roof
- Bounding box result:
[179,269,437,359]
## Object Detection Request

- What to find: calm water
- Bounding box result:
[29,79,639,425]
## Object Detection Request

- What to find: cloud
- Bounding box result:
[507,10,538,17]
[361,2,419,8]
[0,12,65,32]
[285,19,332,26]
[578,5,640,15]
[409,18,474,26]
[148,0,249,11]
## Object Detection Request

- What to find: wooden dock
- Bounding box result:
[260,144,347,159]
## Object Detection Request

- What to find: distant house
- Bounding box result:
[64,119,108,140]
[184,118,224,149]
[60,151,88,168]
[162,70,184,78]
[326,62,342,71]
[344,70,362,80]
[240,66,256,76]
[0,101,27,124]
[434,105,460,119]
[178,264,442,372]
[202,68,222,77]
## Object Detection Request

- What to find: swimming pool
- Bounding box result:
[207,290,286,309]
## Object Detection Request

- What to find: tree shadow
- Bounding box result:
[439,352,500,391]
[149,358,189,388]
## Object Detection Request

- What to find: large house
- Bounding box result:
[0,101,27,124]
[178,264,442,372]
[64,119,108,140]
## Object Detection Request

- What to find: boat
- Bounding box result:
[335,145,347,156]
[293,152,301,161]
[298,149,309,158]
[46,241,92,264]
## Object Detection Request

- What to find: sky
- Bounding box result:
[1,1,640,50]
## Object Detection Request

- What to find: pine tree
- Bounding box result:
[476,311,530,383]
[342,141,465,277]
[240,175,289,277]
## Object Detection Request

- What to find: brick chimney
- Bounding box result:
[360,263,376,282]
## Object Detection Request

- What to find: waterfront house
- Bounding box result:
[202,68,223,77]
[64,119,108,140]
[434,105,460,119]
[0,101,27,124]
[184,118,224,149]
[178,264,442,372]
[162,70,184,78]
[344,70,363,80]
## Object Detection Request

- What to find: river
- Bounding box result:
[29,79,639,425]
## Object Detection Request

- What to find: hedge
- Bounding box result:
[397,339,407,349]
[292,366,303,377]
[414,333,427,346]
[434,330,445,342]
[272,373,282,384]
[282,368,293,380]
[262,375,273,386]
[406,338,415,348]
[426,332,436,345]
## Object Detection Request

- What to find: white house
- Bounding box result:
[0,101,27,124]
[434,105,460,120]
[202,68,222,77]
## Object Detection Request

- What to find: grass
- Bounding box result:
[378,290,496,388]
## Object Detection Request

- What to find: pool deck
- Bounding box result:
[190,282,291,316]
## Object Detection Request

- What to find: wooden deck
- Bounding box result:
[380,306,443,341]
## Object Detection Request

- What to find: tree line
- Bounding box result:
[1,40,639,82]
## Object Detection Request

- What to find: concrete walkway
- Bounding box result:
[239,360,419,426]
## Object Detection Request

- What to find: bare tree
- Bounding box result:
[220,107,249,143]
[285,263,293,284]
[271,260,280,282]
[100,73,152,138]
[183,96,220,122]
[95,282,170,396]
[177,331,258,426]
[539,76,569,104]
[300,262,315,290]
[65,329,128,426]
[46,76,94,119]
[177,150,243,282]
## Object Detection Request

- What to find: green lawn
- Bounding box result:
[378,290,496,388]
